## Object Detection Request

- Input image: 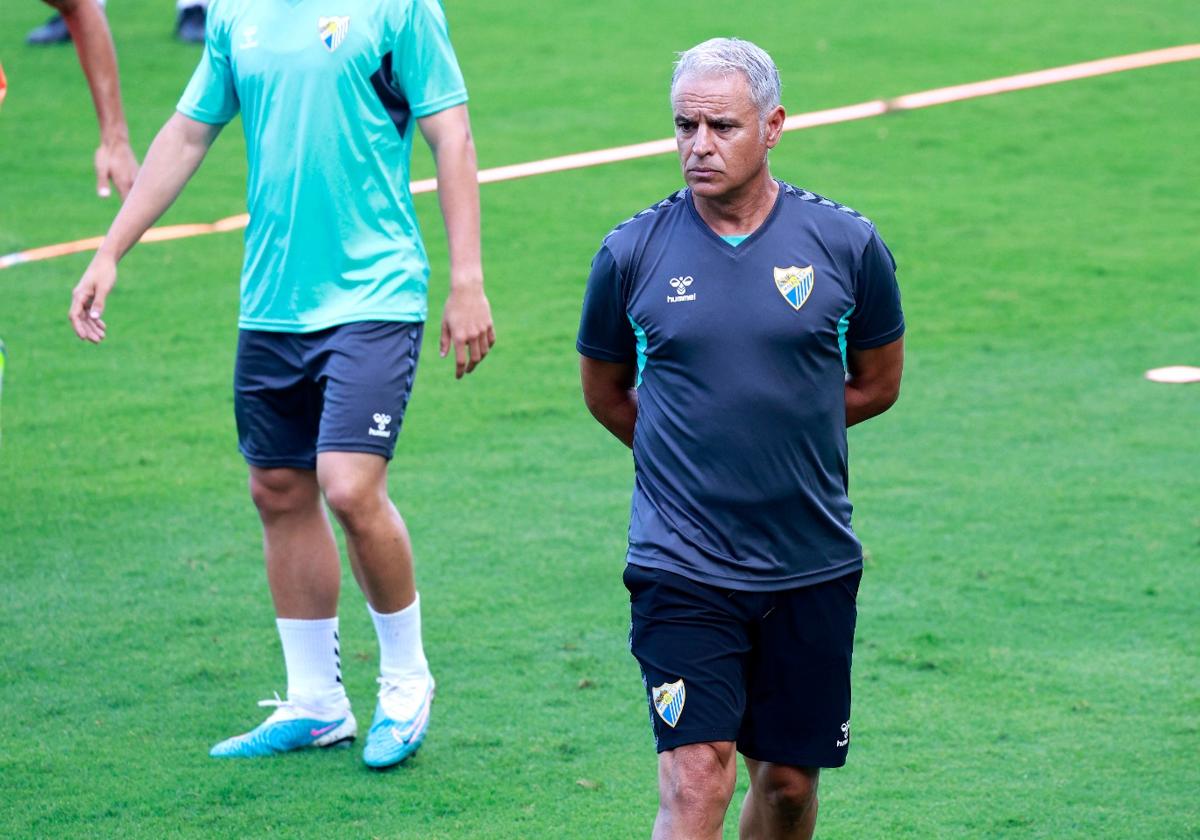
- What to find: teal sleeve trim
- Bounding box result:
[837,305,856,372]
[628,315,648,387]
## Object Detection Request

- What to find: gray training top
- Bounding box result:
[577,182,904,591]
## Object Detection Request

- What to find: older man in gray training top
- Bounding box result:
[577,38,904,839]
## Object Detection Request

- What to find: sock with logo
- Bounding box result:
[275,617,349,714]
[368,594,430,682]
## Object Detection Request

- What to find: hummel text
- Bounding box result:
[369,412,393,438]
[667,275,696,303]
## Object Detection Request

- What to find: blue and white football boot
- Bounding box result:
[362,672,435,769]
[209,693,357,758]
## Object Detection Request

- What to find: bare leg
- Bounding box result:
[654,741,739,840]
[248,466,340,618]
[317,451,415,613]
[738,758,820,840]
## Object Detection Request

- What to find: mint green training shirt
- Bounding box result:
[177,0,468,332]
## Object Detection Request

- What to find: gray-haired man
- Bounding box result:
[578,38,904,839]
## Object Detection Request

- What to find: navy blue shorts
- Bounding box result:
[624,563,861,768]
[234,321,423,470]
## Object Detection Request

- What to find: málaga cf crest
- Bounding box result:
[774,265,815,311]
[652,679,686,728]
[319,16,350,52]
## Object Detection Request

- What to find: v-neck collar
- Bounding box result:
[685,180,784,258]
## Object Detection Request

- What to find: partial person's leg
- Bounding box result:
[623,565,763,834]
[318,451,432,768]
[249,465,348,708]
[738,759,820,840]
[735,570,862,831]
[250,466,340,619]
[655,741,739,839]
[209,466,353,757]
[210,330,355,758]
[312,321,422,616]
[310,321,429,767]
[317,451,416,613]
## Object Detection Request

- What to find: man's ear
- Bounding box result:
[764,105,786,149]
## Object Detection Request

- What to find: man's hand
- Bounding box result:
[64,113,224,347]
[69,252,117,343]
[95,137,139,199]
[440,280,495,378]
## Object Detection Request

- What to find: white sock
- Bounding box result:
[276,617,348,712]
[368,594,430,682]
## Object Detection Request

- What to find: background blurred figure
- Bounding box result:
[29,0,139,198]
[27,0,207,45]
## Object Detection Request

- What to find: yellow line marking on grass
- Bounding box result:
[2,44,1197,271]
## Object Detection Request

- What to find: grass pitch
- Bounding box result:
[1,1,1198,837]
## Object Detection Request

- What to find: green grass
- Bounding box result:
[2,1,1199,837]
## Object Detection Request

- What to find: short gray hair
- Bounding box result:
[671,38,782,118]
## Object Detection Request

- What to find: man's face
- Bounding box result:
[672,71,782,200]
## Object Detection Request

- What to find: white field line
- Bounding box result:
[2,43,1197,270]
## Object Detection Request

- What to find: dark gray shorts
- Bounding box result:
[233,320,423,470]
[624,563,861,768]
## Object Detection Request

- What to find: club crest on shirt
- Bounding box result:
[319,16,350,52]
[774,265,814,311]
[652,679,686,728]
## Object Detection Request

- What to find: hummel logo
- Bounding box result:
[368,412,393,438]
[239,25,259,50]
[667,275,696,303]
[836,720,850,748]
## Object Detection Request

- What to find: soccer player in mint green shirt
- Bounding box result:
[68,0,495,769]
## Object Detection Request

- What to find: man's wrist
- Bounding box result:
[99,126,131,147]
[448,269,484,293]
[95,242,122,263]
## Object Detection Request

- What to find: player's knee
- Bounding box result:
[756,765,819,824]
[321,475,382,529]
[248,470,315,519]
[661,743,737,813]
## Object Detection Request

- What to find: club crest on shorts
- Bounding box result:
[652,679,686,728]
[319,16,350,52]
[774,265,814,311]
